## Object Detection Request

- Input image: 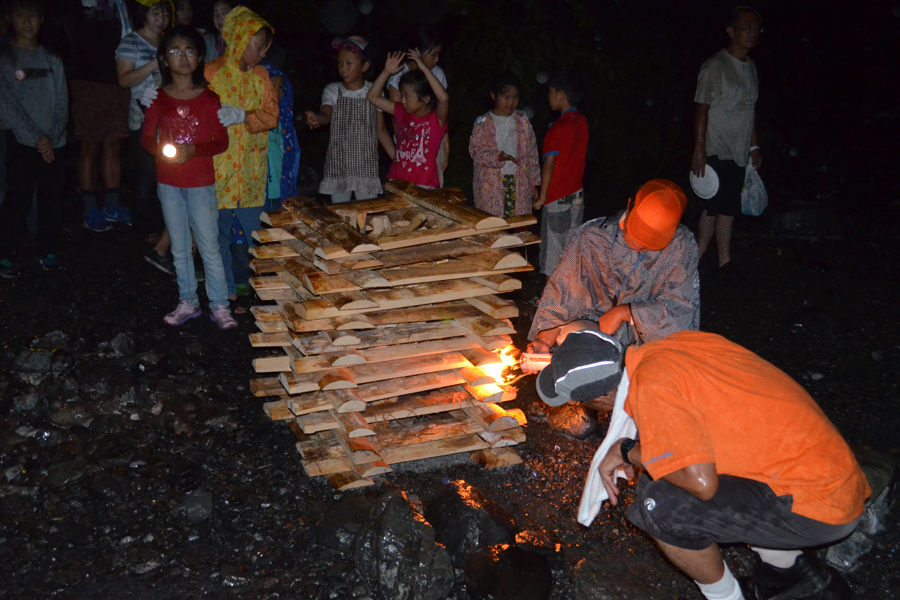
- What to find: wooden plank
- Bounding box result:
[456,249,528,270]
[324,195,413,214]
[263,399,293,420]
[463,403,520,432]
[466,333,514,351]
[465,295,519,319]
[457,366,497,387]
[256,288,296,301]
[293,350,366,374]
[469,273,522,292]
[281,352,471,395]
[325,291,377,311]
[250,332,294,347]
[250,276,290,292]
[468,231,538,249]
[251,304,289,322]
[464,382,516,404]
[457,315,516,337]
[299,279,498,320]
[373,238,485,268]
[252,227,295,244]
[332,410,375,438]
[326,471,374,490]
[250,258,284,274]
[251,377,284,398]
[294,336,479,375]
[460,346,504,368]
[331,314,375,330]
[339,268,391,289]
[324,388,366,413]
[385,181,507,230]
[261,209,299,227]
[477,427,527,448]
[379,260,531,287]
[470,447,524,468]
[325,330,362,346]
[329,430,382,465]
[283,197,382,255]
[294,321,471,354]
[251,243,299,260]
[287,370,466,416]
[507,214,538,227]
[314,253,383,275]
[256,320,290,333]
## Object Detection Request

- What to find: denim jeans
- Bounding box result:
[218,205,265,296]
[158,184,229,309]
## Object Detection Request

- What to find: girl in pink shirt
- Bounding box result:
[367,50,448,189]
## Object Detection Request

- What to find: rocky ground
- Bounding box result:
[1,167,899,599]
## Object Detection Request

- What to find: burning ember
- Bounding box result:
[483,345,520,384]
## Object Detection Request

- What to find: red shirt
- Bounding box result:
[387,102,447,188]
[542,107,589,203]
[141,88,229,188]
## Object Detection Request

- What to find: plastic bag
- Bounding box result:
[741,162,768,216]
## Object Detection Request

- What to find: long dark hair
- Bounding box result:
[157,26,208,88]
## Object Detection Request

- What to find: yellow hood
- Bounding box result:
[221,5,272,65]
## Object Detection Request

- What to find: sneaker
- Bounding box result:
[103,205,132,225]
[0,259,24,279]
[164,301,202,326]
[747,553,832,600]
[144,250,174,275]
[84,208,113,232]
[209,305,237,330]
[40,254,61,271]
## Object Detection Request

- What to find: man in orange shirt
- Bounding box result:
[537,328,870,600]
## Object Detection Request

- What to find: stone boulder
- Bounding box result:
[425,480,517,567]
[547,404,598,439]
[464,544,552,600]
[353,491,454,600]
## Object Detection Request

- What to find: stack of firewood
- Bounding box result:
[248,182,538,489]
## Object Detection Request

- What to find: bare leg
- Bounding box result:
[100,139,122,188]
[715,215,734,267]
[153,229,171,256]
[697,210,715,256]
[655,539,725,585]
[78,141,101,191]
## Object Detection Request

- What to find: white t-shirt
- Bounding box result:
[490,112,517,176]
[387,64,448,92]
[321,80,373,107]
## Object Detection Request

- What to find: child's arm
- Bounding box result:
[377,111,395,159]
[522,119,542,197]
[44,54,68,150]
[0,59,53,158]
[243,68,280,134]
[140,99,161,156]
[408,50,449,127]
[534,154,555,210]
[116,57,159,89]
[367,52,406,115]
[468,118,503,168]
[305,105,333,128]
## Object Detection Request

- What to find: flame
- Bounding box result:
[481,345,519,384]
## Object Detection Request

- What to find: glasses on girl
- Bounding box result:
[167,48,198,57]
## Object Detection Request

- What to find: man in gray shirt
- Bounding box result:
[691,7,762,276]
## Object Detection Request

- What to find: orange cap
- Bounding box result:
[623,179,687,251]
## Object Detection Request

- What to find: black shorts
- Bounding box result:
[702,155,745,217]
[625,474,860,551]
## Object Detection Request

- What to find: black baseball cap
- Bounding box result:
[536,329,624,407]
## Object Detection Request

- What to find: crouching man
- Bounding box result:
[536,327,870,600]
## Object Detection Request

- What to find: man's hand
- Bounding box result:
[751,148,762,171]
[597,305,631,336]
[691,148,707,178]
[599,440,636,506]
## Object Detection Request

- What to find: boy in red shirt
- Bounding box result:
[533,71,589,275]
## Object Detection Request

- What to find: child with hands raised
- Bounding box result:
[366,49,448,189]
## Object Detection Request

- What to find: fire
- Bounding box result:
[482,345,519,384]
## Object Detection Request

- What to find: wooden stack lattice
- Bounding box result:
[249,182,538,489]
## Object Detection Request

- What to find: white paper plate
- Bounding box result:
[690,164,720,199]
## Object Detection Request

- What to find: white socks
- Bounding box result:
[697,562,744,600]
[751,547,802,569]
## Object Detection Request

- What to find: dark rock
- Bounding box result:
[221,563,250,588]
[182,490,213,522]
[546,403,598,439]
[48,462,86,488]
[90,413,126,434]
[77,363,136,401]
[310,495,373,554]
[109,332,135,357]
[12,349,61,385]
[166,458,203,493]
[767,204,838,237]
[425,480,518,567]
[13,393,39,412]
[353,491,454,600]
[463,544,552,600]
[571,556,663,600]
[48,404,92,429]
[514,530,563,560]
[88,472,128,501]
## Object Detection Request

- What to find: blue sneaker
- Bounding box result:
[40,254,61,271]
[0,259,24,278]
[84,208,112,232]
[104,205,132,225]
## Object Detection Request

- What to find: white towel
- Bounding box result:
[577,368,637,526]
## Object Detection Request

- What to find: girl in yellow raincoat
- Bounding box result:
[205,5,278,298]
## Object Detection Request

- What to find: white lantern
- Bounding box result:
[162,144,177,158]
